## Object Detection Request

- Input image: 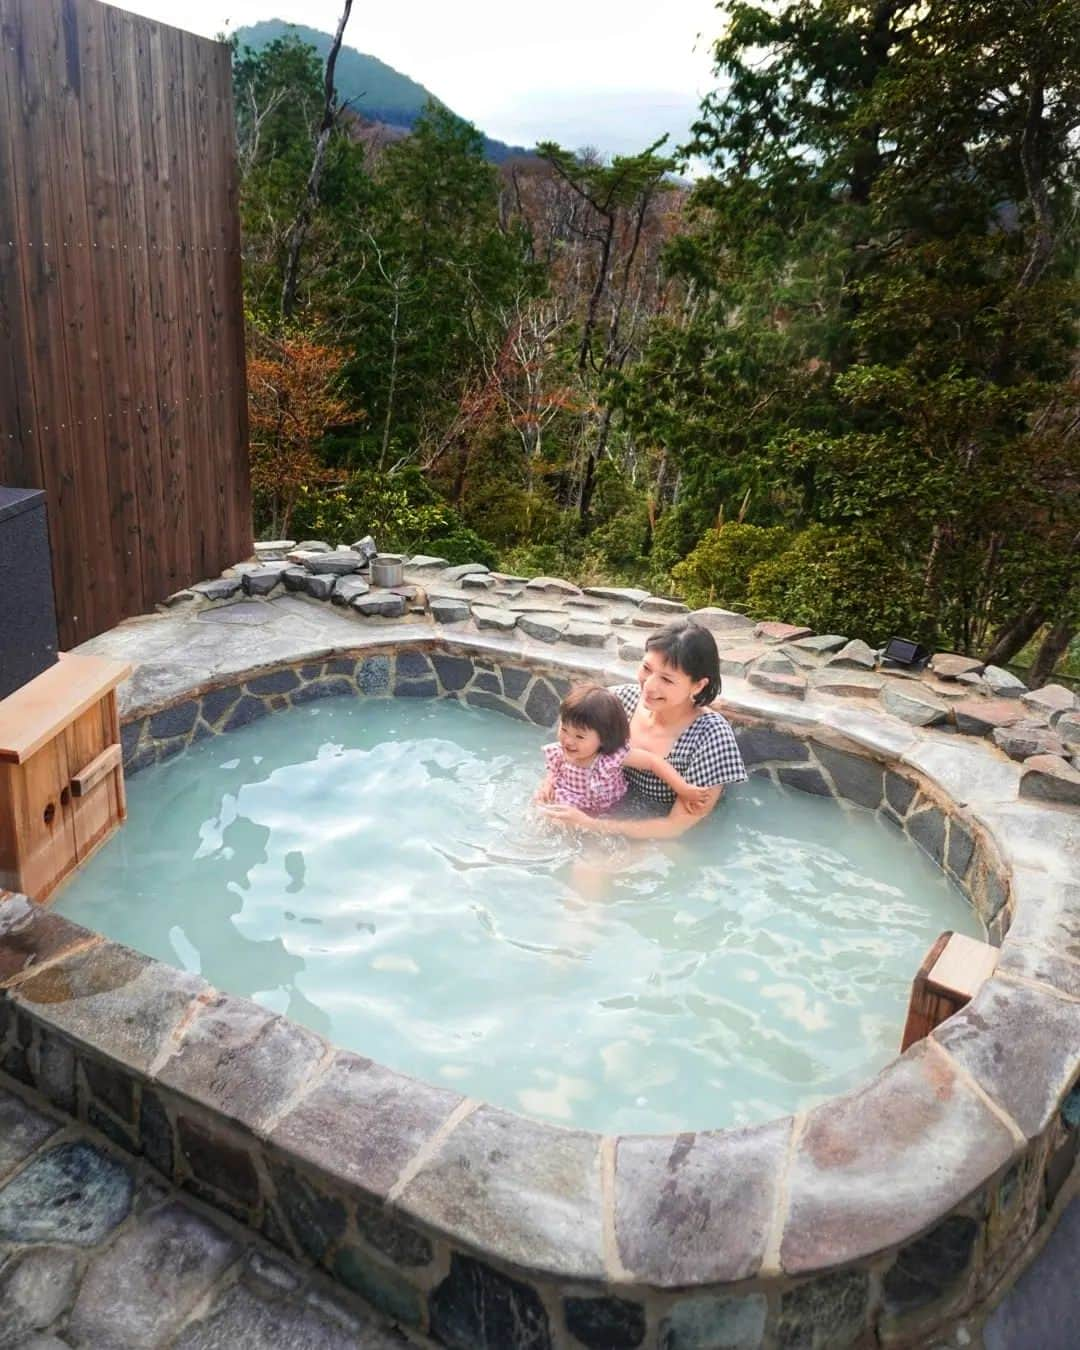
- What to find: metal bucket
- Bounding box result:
[370,555,404,588]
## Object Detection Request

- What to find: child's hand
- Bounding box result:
[678,784,711,815]
[534,776,555,804]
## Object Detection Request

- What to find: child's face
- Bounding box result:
[558,719,602,764]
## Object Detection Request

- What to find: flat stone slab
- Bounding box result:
[197,602,276,628]
[398,1106,604,1279]
[747,670,806,698]
[983,664,1027,698]
[755,621,812,643]
[993,721,1066,761]
[902,739,1021,806]
[303,552,366,576]
[524,576,582,597]
[331,577,370,605]
[156,995,329,1132]
[0,1141,133,1246]
[403,555,448,570]
[561,621,610,648]
[810,670,884,700]
[12,942,205,1075]
[718,644,769,677]
[351,595,406,619]
[1020,753,1080,806]
[640,596,689,615]
[583,586,650,605]
[825,639,877,670]
[68,1199,240,1348]
[471,604,517,633]
[974,802,1080,880]
[615,1120,791,1285]
[191,578,242,601]
[429,597,470,624]
[175,1281,403,1349]
[441,563,490,582]
[791,634,848,655]
[1022,683,1077,722]
[689,607,755,633]
[881,683,949,726]
[779,1041,1017,1273]
[930,652,984,679]
[517,611,569,643]
[953,697,1029,735]
[933,978,1080,1139]
[269,1052,462,1198]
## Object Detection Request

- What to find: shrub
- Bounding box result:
[672,523,793,610]
[746,526,923,642]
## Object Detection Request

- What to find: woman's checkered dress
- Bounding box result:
[611,683,747,808]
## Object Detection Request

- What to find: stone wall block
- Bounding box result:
[398,1105,605,1279]
[501,666,533,701]
[431,653,475,692]
[472,669,502,693]
[735,727,810,767]
[82,1053,137,1124]
[466,689,529,720]
[780,1040,1017,1273]
[563,1294,646,1349]
[907,805,947,868]
[177,1113,262,1214]
[394,677,439,699]
[10,942,207,1077]
[354,1193,435,1268]
[155,994,329,1134]
[34,1026,76,1115]
[357,654,391,694]
[0,894,96,988]
[269,1051,463,1201]
[0,1082,60,1184]
[883,771,918,821]
[615,1120,790,1286]
[777,764,833,797]
[525,679,562,727]
[268,1159,347,1264]
[946,819,976,883]
[777,1269,870,1350]
[148,700,199,741]
[139,1086,176,1179]
[933,979,1080,1141]
[331,1244,427,1329]
[880,1214,978,1327]
[430,1253,553,1350]
[658,1293,767,1350]
[812,745,884,810]
[292,677,356,705]
[222,694,269,732]
[246,669,301,696]
[395,649,435,683]
[201,684,242,726]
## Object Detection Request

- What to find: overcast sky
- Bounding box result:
[115,0,724,154]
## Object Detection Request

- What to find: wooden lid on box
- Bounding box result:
[0,653,132,764]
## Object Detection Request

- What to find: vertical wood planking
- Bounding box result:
[0,0,252,647]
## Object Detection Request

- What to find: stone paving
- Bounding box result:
[0,1078,426,1349]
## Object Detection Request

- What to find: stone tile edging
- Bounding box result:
[1,636,1078,1348]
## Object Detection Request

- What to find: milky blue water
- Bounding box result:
[54,697,982,1132]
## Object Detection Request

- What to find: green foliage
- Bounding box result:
[745,527,924,643]
[288,469,495,562]
[672,524,793,611]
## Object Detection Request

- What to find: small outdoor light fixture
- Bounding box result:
[882,636,931,668]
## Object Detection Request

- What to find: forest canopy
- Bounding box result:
[234,0,1080,681]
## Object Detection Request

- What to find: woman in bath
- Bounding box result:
[543,619,747,838]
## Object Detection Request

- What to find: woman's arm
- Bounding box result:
[623,748,710,812]
[543,786,723,838]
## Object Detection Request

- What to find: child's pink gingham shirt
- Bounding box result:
[542,743,629,816]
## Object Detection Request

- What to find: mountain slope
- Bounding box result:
[232,20,530,162]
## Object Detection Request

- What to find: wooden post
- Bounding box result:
[901,931,1000,1051]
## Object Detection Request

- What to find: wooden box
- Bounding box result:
[0,654,131,901]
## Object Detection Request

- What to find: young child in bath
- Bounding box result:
[535,683,709,818]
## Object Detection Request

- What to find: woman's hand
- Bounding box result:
[677,784,711,815]
[538,803,598,831]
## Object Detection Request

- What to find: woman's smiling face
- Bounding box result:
[637,651,708,711]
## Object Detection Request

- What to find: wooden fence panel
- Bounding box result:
[0,0,251,648]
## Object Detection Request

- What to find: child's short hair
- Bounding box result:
[559,683,630,755]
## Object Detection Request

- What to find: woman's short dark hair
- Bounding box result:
[559,683,631,755]
[644,621,721,706]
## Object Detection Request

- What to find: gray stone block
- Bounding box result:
[356,656,390,694]
[735,727,810,766]
[525,678,562,727]
[884,770,917,818]
[352,594,406,618]
[0,1247,79,1344]
[777,1270,870,1350]
[149,700,199,740]
[67,1201,239,1348]
[246,669,300,696]
[813,745,884,810]
[222,694,269,733]
[0,1087,59,1182]
[241,567,285,597]
[430,1254,552,1350]
[0,1142,133,1246]
[565,1295,646,1349]
[330,576,369,606]
[432,653,475,691]
[659,1294,766,1350]
[907,805,947,866]
[777,765,832,796]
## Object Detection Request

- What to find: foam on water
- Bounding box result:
[55,698,983,1132]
